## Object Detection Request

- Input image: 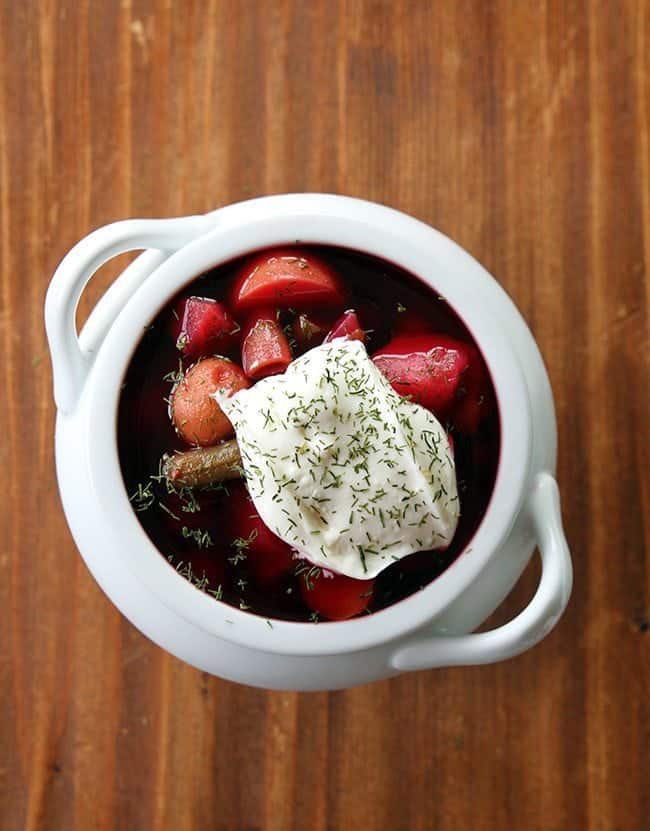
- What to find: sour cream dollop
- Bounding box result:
[218,340,459,579]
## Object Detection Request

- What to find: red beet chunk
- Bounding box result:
[453,353,492,433]
[324,309,365,344]
[226,484,295,582]
[372,333,470,418]
[176,296,240,359]
[242,308,293,380]
[291,313,330,350]
[372,333,491,432]
[230,248,347,313]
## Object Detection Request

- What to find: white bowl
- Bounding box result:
[45,194,572,690]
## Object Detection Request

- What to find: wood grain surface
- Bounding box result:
[2,1,648,829]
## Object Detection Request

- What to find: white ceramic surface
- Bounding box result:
[45,194,572,690]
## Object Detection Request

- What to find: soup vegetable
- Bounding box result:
[118,247,500,622]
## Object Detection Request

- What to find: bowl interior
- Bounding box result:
[117,244,502,621]
[83,196,532,655]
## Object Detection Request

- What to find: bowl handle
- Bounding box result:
[45,216,213,414]
[390,473,572,672]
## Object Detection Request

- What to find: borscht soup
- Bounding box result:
[118,247,500,622]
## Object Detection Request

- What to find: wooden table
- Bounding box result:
[2,2,648,829]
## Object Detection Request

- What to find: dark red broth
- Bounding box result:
[118,246,500,622]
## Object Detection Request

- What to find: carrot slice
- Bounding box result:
[299,569,374,620]
[170,357,249,446]
[230,248,346,313]
[324,309,365,344]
